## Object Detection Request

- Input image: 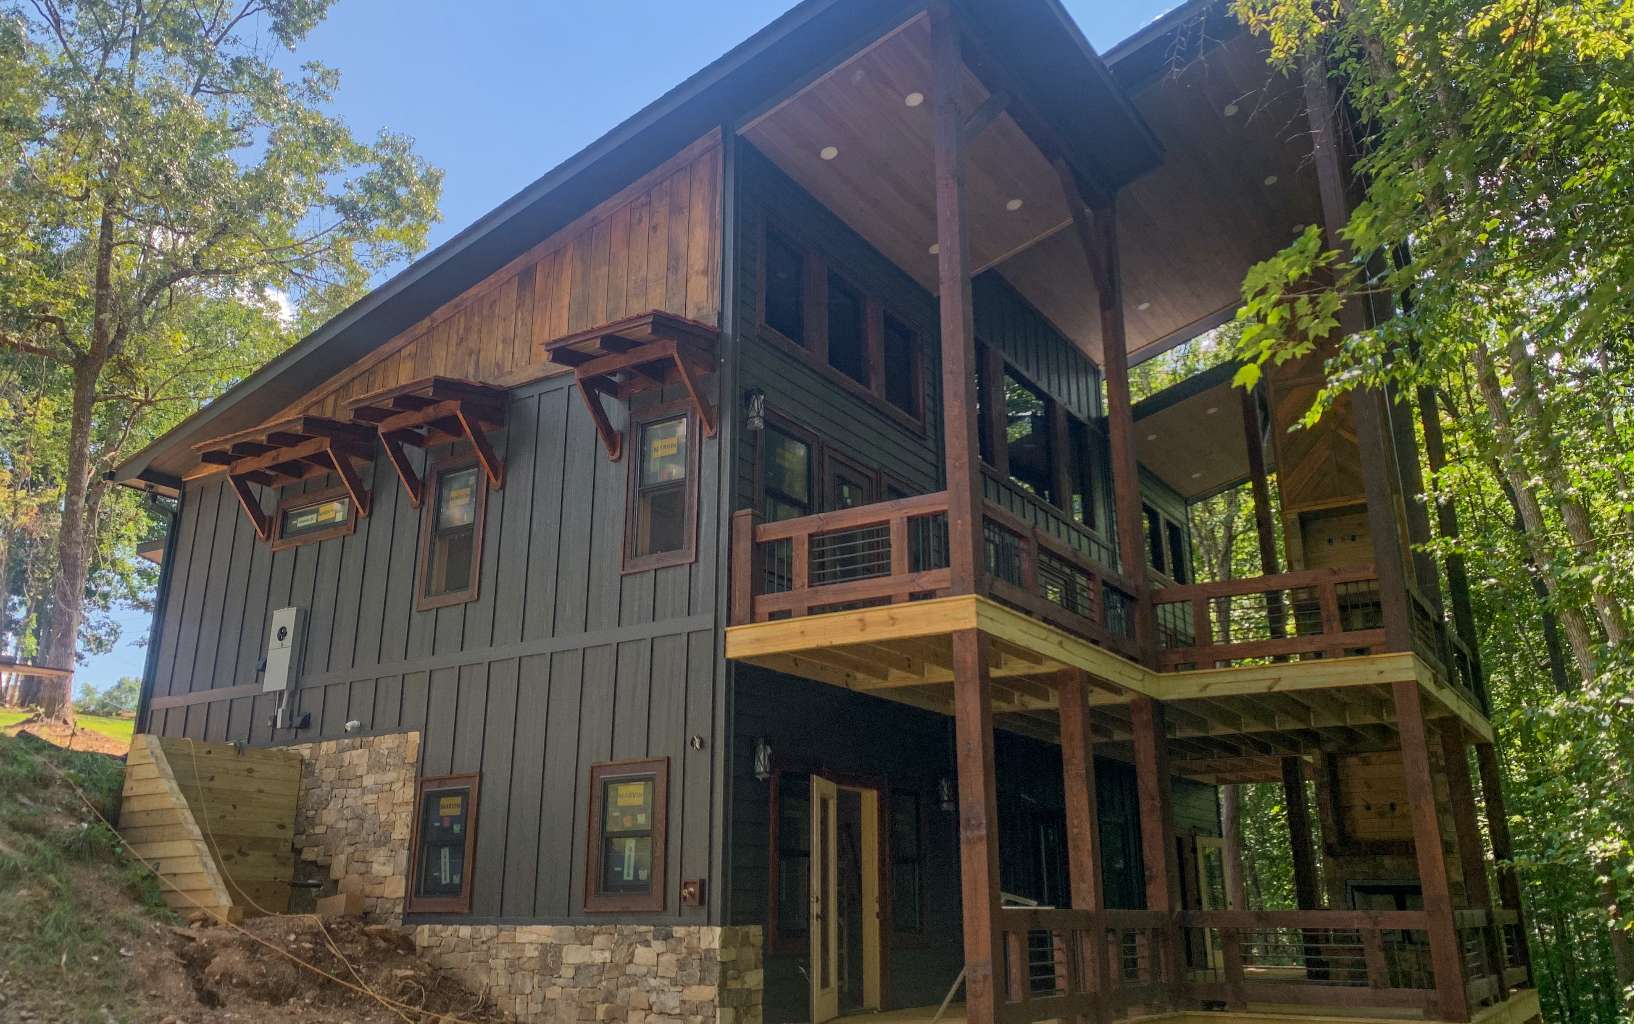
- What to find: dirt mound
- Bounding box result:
[157,915,503,1023]
[3,715,130,755]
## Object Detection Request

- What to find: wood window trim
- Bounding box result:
[405,773,480,915]
[270,484,358,552]
[622,401,701,574]
[585,757,670,913]
[755,411,820,522]
[755,216,926,436]
[821,448,881,512]
[416,455,487,611]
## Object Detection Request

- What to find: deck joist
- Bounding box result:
[725,595,1491,779]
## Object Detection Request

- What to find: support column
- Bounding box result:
[1439,723,1492,908]
[1057,165,1154,659]
[1056,670,1111,1023]
[1221,784,1247,911]
[1476,743,1534,982]
[953,629,1005,1024]
[1302,59,1412,650]
[930,1,983,595]
[1280,757,1321,910]
[1393,681,1470,1021]
[1129,696,1181,997]
[1240,385,1287,651]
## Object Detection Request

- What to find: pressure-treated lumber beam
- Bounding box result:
[952,627,1005,1024]
[1130,695,1183,996]
[1055,668,1112,1021]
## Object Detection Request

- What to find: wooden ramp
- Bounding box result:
[120,734,303,921]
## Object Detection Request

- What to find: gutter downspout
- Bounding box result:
[131,481,182,735]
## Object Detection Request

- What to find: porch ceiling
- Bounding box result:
[740,16,1327,367]
[725,595,1491,775]
[1134,363,1267,502]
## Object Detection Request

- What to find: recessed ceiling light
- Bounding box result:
[1292,224,1305,233]
[1224,103,1239,117]
[1136,301,1151,311]
[1205,406,1219,415]
[1191,471,1204,479]
[820,145,839,161]
[1005,198,1024,211]
[1263,175,1278,186]
[905,91,925,107]
[928,242,940,255]
[1146,433,1159,441]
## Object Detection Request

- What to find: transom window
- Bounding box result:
[586,759,668,912]
[273,488,357,550]
[418,462,484,609]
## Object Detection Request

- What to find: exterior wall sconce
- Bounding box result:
[938,776,956,813]
[744,388,766,432]
[753,737,773,781]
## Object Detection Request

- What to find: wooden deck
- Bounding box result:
[725,593,1491,775]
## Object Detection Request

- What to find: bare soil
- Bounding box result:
[4,716,131,755]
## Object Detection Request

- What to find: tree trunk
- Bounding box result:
[1469,338,1603,684]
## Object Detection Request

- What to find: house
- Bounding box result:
[114,1,1543,1023]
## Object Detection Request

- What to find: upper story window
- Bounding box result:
[1166,520,1189,584]
[826,273,867,385]
[763,424,813,522]
[1004,367,1055,503]
[418,461,484,610]
[273,488,356,551]
[626,410,697,571]
[407,774,479,913]
[586,758,668,912]
[824,450,878,511]
[764,231,807,344]
[1144,504,1167,574]
[1067,418,1098,531]
[882,315,920,418]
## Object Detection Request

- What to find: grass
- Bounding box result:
[0,732,170,1021]
[0,708,135,746]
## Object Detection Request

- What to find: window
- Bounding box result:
[771,773,811,950]
[272,488,356,550]
[407,774,479,913]
[625,410,697,571]
[763,231,806,344]
[1165,520,1189,584]
[586,758,668,912]
[889,790,924,935]
[762,424,813,522]
[824,451,877,511]
[418,462,484,609]
[1004,367,1055,503]
[882,316,920,418]
[826,273,867,384]
[1067,418,1099,530]
[1144,504,1166,573]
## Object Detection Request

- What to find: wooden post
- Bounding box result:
[1055,161,1153,661]
[930,2,984,596]
[1476,742,1533,982]
[1129,696,1180,1000]
[1301,58,1412,651]
[1393,681,1470,1021]
[1221,784,1247,911]
[1056,669,1111,1023]
[1440,721,1506,998]
[1240,385,1288,652]
[1280,757,1321,910]
[1417,383,1490,707]
[953,628,1006,1024]
[731,509,755,625]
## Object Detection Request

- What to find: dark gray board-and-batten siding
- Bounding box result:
[143,373,729,925]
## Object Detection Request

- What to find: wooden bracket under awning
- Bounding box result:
[542,309,720,461]
[344,376,509,508]
[194,416,378,542]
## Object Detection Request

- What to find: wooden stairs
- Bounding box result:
[119,734,303,922]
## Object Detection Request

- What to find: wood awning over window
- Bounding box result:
[542,309,719,460]
[344,376,508,508]
[194,416,377,542]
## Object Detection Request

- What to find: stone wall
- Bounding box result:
[289,731,419,921]
[414,924,764,1024]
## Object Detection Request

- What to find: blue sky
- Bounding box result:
[84,0,1176,692]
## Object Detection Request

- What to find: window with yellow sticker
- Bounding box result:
[587,759,668,911]
[625,409,696,572]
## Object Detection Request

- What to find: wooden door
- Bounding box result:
[810,776,841,1024]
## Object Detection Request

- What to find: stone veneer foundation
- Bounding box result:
[289,731,419,921]
[414,924,765,1024]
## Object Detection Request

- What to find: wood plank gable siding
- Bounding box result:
[142,136,729,926]
[251,131,724,432]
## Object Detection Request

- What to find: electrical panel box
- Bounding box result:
[264,606,305,694]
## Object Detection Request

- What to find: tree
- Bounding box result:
[74,674,138,716]
[0,0,442,724]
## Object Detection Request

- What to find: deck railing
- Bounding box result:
[1149,566,1387,670]
[730,491,1142,658]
